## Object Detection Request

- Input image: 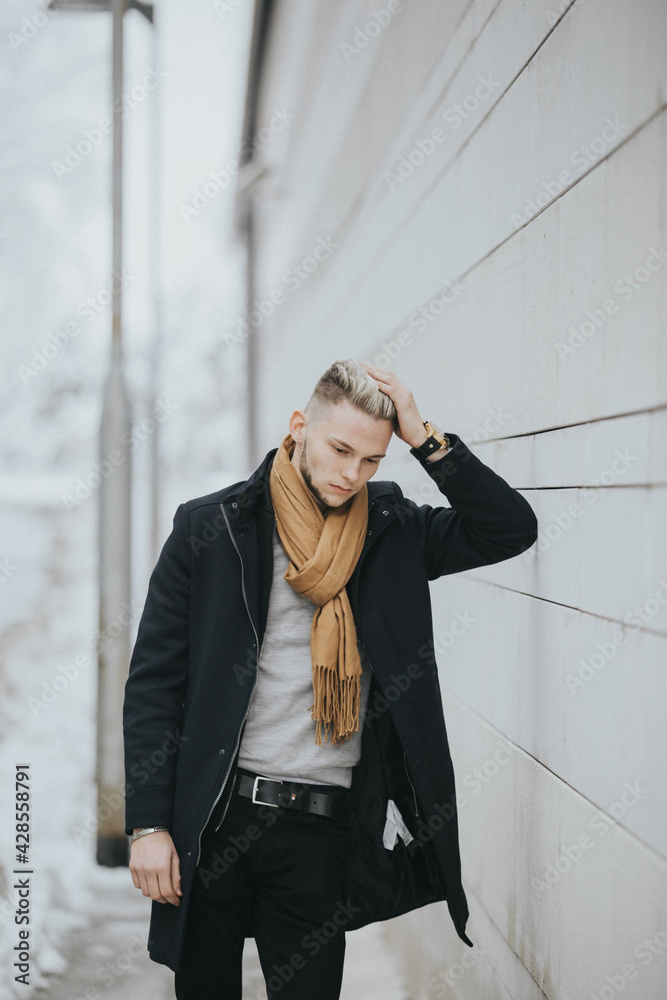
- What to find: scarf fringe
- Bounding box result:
[270,432,367,746]
[309,666,361,746]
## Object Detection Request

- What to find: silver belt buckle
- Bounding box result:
[251,775,282,807]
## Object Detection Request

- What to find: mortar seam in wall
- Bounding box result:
[459,577,667,641]
[462,402,667,447]
[442,687,667,865]
[274,0,525,329]
[311,41,666,347]
[302,0,547,304]
[359,103,665,356]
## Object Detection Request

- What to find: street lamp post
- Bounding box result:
[48,0,154,867]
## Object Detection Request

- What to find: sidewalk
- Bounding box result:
[36,865,409,999]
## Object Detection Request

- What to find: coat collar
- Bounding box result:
[220,445,400,535]
[217,446,401,644]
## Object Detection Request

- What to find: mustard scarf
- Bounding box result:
[269,432,368,746]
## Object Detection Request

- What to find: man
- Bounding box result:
[123,358,538,999]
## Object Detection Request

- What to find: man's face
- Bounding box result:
[288,400,393,512]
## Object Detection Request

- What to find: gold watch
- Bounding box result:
[409,420,451,460]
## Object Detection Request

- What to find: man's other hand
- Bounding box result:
[129,830,182,906]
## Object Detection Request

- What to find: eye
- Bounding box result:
[334,445,377,464]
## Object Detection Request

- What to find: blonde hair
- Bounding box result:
[305,359,398,428]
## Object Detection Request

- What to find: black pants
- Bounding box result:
[174,773,353,999]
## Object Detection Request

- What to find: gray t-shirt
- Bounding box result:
[237,523,372,788]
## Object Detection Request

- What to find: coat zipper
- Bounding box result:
[403,751,419,818]
[362,642,419,820]
[213,754,240,833]
[195,499,265,867]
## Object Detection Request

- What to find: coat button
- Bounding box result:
[186,851,191,856]
[368,529,372,535]
[219,748,225,755]
[232,502,237,507]
[382,510,389,515]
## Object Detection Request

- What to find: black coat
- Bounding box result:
[122,432,538,972]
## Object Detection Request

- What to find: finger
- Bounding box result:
[172,852,182,898]
[157,867,180,907]
[146,871,169,905]
[138,872,152,899]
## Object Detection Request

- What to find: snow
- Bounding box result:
[0,2,409,997]
[0,0,253,992]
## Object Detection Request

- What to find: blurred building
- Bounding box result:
[231,2,667,998]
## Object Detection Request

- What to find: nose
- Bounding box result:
[341,461,360,486]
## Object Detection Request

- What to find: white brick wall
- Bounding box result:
[238,2,667,996]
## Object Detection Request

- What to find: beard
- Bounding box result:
[299,435,334,510]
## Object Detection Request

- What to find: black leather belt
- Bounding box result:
[236,769,352,824]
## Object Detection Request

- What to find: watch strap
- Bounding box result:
[410,422,451,460]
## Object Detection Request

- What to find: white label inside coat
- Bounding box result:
[383,798,414,850]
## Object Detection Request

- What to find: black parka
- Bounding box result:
[122,432,538,972]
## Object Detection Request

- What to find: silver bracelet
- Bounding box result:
[128,825,170,844]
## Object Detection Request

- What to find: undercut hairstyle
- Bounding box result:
[304,359,398,430]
